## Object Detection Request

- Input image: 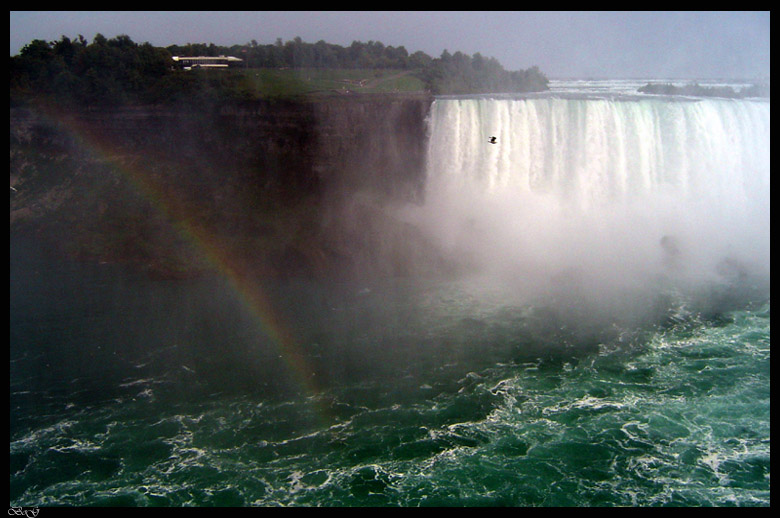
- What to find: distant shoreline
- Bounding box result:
[637,81,769,99]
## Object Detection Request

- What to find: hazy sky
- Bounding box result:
[9,11,770,79]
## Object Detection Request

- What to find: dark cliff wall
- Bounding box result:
[9,96,441,279]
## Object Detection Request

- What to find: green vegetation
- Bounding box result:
[10,34,549,106]
[419,51,548,95]
[637,81,769,99]
[10,34,173,105]
[239,68,428,97]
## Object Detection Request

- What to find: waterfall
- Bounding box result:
[417,96,770,298]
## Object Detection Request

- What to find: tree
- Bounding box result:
[408,51,432,69]
[10,34,550,105]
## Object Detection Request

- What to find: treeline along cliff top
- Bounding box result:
[10,34,550,106]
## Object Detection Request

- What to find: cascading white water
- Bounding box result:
[417,96,770,301]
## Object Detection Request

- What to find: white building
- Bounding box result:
[172,56,243,70]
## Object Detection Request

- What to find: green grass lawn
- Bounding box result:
[237,68,427,97]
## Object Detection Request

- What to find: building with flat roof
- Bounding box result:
[172,56,243,70]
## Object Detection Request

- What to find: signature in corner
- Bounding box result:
[8,508,39,518]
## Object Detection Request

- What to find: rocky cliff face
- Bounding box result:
[10,95,444,279]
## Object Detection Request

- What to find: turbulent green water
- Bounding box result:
[9,236,770,506]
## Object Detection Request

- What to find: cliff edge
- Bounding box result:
[10,95,448,279]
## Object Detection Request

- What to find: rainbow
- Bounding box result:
[25,100,332,422]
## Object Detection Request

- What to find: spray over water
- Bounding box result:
[413,96,769,328]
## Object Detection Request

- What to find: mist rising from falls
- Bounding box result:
[414,96,770,320]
